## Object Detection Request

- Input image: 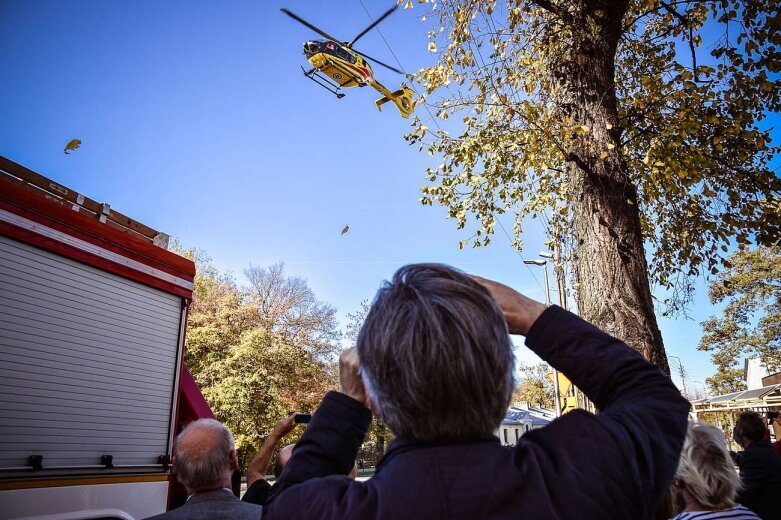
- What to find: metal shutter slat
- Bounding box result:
[0,235,182,475]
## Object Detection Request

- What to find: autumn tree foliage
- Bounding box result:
[512,362,555,409]
[178,248,339,467]
[699,246,781,394]
[406,0,780,372]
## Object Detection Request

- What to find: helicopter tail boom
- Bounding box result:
[374,83,415,119]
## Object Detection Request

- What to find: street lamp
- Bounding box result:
[523,257,561,417]
[523,259,550,306]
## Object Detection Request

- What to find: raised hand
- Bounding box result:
[339,347,368,406]
[471,275,547,335]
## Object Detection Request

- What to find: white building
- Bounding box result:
[497,403,555,444]
[745,357,770,390]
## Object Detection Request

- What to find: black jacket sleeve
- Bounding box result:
[522,306,691,519]
[735,448,765,506]
[265,391,372,505]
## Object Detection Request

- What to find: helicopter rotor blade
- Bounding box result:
[354,49,405,75]
[280,8,343,44]
[347,4,398,48]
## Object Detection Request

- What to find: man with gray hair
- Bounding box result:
[145,418,262,519]
[264,263,690,519]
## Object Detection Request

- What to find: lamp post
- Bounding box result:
[539,250,567,310]
[523,258,561,417]
[539,249,587,412]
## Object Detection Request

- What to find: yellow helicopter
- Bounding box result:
[281,5,415,118]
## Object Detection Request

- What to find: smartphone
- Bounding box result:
[294,413,311,424]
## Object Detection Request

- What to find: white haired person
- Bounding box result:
[145,418,262,519]
[670,422,760,519]
[263,264,690,519]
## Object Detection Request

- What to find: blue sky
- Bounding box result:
[2,0,765,392]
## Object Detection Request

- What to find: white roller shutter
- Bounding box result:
[0,234,183,476]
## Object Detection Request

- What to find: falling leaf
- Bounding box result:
[404,0,413,9]
[340,225,350,236]
[428,41,437,52]
[64,139,81,154]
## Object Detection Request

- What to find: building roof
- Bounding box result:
[690,384,781,413]
[504,404,554,427]
[502,409,532,425]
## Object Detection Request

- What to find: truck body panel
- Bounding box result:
[0,157,199,519]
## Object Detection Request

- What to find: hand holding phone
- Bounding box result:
[294,413,311,424]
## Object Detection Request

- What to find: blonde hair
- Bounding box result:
[676,421,740,510]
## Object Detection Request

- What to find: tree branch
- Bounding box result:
[658,0,708,83]
[531,0,561,16]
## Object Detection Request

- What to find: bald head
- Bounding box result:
[273,444,295,478]
[175,419,237,493]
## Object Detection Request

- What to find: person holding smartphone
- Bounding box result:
[241,413,306,506]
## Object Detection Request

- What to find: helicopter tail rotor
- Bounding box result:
[375,84,416,118]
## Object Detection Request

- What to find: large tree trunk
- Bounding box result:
[547,1,670,374]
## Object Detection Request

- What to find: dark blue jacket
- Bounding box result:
[735,440,781,519]
[265,306,690,519]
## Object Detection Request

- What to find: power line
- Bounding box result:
[356,0,442,131]
[460,5,546,292]
[357,0,544,293]
[496,216,546,294]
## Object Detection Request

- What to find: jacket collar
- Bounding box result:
[187,488,237,504]
[745,439,772,451]
[376,436,500,471]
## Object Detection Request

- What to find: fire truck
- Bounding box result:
[0,156,211,519]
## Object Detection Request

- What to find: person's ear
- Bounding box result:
[366,395,380,417]
[229,449,239,470]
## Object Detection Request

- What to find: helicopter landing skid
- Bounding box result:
[302,67,345,99]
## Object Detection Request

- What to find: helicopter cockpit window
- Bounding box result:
[324,44,356,64]
[341,49,356,64]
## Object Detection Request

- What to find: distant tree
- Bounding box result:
[244,262,341,359]
[406,0,780,374]
[705,369,745,396]
[170,243,249,382]
[172,247,341,468]
[699,246,781,394]
[344,299,372,344]
[203,329,334,468]
[512,362,554,409]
